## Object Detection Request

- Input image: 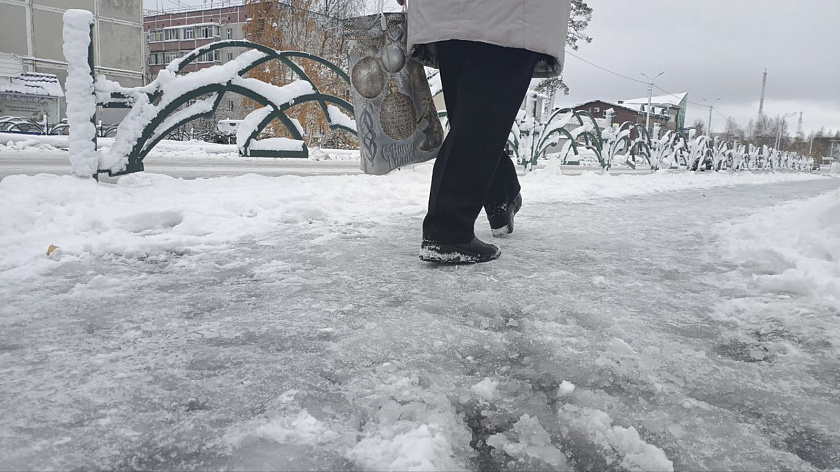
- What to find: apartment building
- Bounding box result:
[0,0,144,122]
[144,1,248,124]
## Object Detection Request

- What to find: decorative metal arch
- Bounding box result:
[98,40,356,176]
[534,108,580,165]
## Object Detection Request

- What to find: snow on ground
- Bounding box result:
[714,187,840,310]
[0,132,360,163]
[1,160,839,471]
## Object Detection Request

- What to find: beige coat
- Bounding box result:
[406,0,572,77]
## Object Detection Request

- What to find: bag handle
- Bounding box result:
[377,0,406,30]
[378,0,386,30]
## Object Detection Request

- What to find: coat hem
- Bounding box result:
[409,41,562,78]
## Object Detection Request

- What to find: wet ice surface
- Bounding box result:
[2,177,840,471]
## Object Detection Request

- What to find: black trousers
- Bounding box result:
[422,40,539,244]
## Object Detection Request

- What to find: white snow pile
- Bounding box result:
[560,406,674,471]
[62,9,97,177]
[713,187,840,310]
[308,148,359,161]
[142,139,237,158]
[0,134,62,151]
[222,366,470,471]
[248,137,305,152]
[0,133,239,157]
[528,166,825,204]
[0,133,356,161]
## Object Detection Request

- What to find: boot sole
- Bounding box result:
[419,243,500,264]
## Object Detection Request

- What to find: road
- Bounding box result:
[0,149,365,180]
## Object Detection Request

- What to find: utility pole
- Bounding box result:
[704,97,721,137]
[641,71,665,134]
[758,68,767,119]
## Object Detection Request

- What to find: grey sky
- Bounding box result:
[560,0,840,135]
[145,0,840,134]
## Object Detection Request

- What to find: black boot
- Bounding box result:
[419,237,500,264]
[487,193,522,237]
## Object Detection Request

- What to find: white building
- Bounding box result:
[0,0,144,123]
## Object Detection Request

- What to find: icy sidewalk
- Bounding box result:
[1,167,839,470]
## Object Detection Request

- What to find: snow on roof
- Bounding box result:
[622,92,687,107]
[615,102,671,116]
[0,53,25,78]
[0,73,64,98]
[567,99,634,110]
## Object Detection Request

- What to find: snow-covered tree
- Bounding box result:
[533,0,592,101]
[723,116,744,141]
[691,118,705,137]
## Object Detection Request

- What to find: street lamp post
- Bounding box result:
[641,71,665,134]
[775,112,798,150]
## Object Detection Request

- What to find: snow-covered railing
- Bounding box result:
[62,13,357,177]
[511,100,814,173]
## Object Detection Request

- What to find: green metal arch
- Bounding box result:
[110,41,356,175]
[628,124,652,169]
[574,110,603,142]
[237,92,355,156]
[173,40,350,83]
[536,126,579,165]
[118,78,355,175]
[171,40,350,133]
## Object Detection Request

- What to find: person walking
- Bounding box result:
[397,0,573,263]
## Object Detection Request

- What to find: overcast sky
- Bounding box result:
[145,0,840,134]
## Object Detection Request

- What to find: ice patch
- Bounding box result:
[713,187,840,309]
[66,274,121,296]
[486,414,569,469]
[566,407,674,472]
[227,409,340,447]
[610,338,636,357]
[470,377,499,401]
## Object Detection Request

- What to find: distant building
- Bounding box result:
[143,1,249,125]
[569,100,647,130]
[144,2,248,78]
[620,92,688,131]
[811,136,840,166]
[0,56,63,122]
[0,0,144,123]
[568,92,688,132]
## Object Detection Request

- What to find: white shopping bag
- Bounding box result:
[344,12,444,175]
